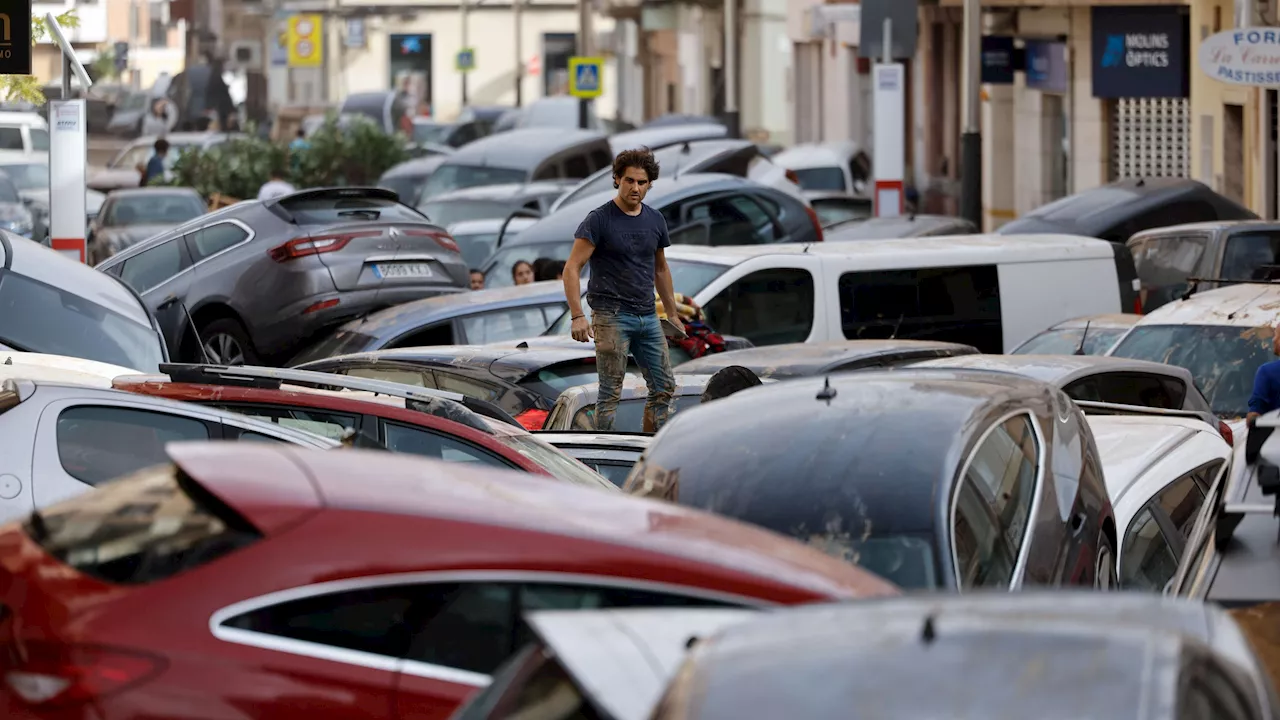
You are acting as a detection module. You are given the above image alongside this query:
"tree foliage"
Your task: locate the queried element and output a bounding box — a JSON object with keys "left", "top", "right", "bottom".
{"left": 0, "top": 11, "right": 82, "bottom": 105}
{"left": 166, "top": 116, "right": 412, "bottom": 201}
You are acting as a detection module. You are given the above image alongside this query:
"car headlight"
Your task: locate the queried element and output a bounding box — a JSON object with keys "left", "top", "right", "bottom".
{"left": 0, "top": 207, "right": 34, "bottom": 236}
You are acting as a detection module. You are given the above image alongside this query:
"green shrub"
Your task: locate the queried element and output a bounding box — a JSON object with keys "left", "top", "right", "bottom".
{"left": 165, "top": 116, "right": 410, "bottom": 201}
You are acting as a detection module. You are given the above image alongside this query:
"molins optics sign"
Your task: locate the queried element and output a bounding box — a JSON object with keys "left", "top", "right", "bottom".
{"left": 0, "top": 3, "right": 32, "bottom": 76}
{"left": 1091, "top": 6, "right": 1189, "bottom": 98}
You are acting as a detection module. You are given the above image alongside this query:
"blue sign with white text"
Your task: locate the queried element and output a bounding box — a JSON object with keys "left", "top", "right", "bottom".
{"left": 1091, "top": 6, "right": 1189, "bottom": 98}
{"left": 1026, "top": 41, "right": 1068, "bottom": 93}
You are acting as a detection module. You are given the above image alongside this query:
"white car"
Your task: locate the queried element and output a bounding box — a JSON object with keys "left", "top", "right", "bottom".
{"left": 771, "top": 141, "right": 871, "bottom": 196}
{"left": 0, "top": 350, "right": 141, "bottom": 388}
{"left": 0, "top": 370, "right": 338, "bottom": 525}
{"left": 1088, "top": 413, "right": 1232, "bottom": 593}
{"left": 0, "top": 110, "right": 49, "bottom": 158}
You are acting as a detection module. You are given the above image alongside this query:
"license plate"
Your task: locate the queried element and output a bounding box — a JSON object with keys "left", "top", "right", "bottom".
{"left": 373, "top": 262, "right": 433, "bottom": 279}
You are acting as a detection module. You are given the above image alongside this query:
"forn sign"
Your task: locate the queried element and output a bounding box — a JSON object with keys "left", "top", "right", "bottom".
{"left": 0, "top": 4, "right": 33, "bottom": 76}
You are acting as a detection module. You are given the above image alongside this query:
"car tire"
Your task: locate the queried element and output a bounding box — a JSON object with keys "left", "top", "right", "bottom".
{"left": 1095, "top": 532, "right": 1118, "bottom": 591}
{"left": 196, "top": 318, "right": 260, "bottom": 366}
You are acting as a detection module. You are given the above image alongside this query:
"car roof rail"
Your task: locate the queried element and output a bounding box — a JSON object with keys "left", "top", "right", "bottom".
{"left": 1073, "top": 400, "right": 1212, "bottom": 423}
{"left": 158, "top": 363, "right": 520, "bottom": 429}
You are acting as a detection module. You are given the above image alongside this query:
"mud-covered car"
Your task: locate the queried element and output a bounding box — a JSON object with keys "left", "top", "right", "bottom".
{"left": 625, "top": 369, "right": 1117, "bottom": 591}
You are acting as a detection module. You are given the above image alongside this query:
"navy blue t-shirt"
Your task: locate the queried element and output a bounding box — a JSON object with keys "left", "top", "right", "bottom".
{"left": 1250, "top": 358, "right": 1280, "bottom": 414}
{"left": 574, "top": 200, "right": 670, "bottom": 315}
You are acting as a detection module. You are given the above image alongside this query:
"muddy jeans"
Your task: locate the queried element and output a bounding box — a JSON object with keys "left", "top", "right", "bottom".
{"left": 592, "top": 308, "right": 675, "bottom": 432}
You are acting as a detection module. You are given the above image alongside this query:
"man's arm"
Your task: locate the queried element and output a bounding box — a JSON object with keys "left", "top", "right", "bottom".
{"left": 564, "top": 236, "right": 596, "bottom": 341}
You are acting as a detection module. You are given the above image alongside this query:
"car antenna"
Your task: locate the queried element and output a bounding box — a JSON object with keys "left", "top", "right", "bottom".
{"left": 921, "top": 615, "right": 937, "bottom": 645}
{"left": 889, "top": 312, "right": 905, "bottom": 340}
{"left": 816, "top": 376, "right": 837, "bottom": 404}
{"left": 180, "top": 301, "right": 215, "bottom": 364}
{"left": 1073, "top": 320, "right": 1092, "bottom": 356}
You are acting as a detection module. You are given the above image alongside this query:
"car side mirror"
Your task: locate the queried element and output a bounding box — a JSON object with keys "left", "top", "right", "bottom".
{"left": 670, "top": 220, "right": 712, "bottom": 246}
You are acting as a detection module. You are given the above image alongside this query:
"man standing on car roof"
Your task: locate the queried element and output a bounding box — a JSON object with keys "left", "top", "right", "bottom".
{"left": 563, "top": 147, "right": 684, "bottom": 433}
{"left": 1248, "top": 325, "right": 1280, "bottom": 423}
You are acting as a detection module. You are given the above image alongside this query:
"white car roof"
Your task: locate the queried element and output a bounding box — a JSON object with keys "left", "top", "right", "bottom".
{"left": 524, "top": 608, "right": 755, "bottom": 720}
{"left": 665, "top": 233, "right": 1115, "bottom": 268}
{"left": 771, "top": 142, "right": 860, "bottom": 169}
{"left": 0, "top": 352, "right": 142, "bottom": 388}
{"left": 1134, "top": 283, "right": 1280, "bottom": 328}
{"left": 1088, "top": 415, "right": 1231, "bottom": 533}
{"left": 0, "top": 111, "right": 47, "bottom": 128}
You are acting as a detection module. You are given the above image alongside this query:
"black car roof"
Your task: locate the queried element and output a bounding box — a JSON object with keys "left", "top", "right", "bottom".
{"left": 635, "top": 369, "right": 1051, "bottom": 538}
{"left": 317, "top": 344, "right": 599, "bottom": 383}
{"left": 328, "top": 281, "right": 566, "bottom": 342}
{"left": 442, "top": 128, "right": 608, "bottom": 171}
{"left": 672, "top": 340, "right": 978, "bottom": 378}
{"left": 498, "top": 173, "right": 754, "bottom": 249}
{"left": 996, "top": 178, "right": 1257, "bottom": 238}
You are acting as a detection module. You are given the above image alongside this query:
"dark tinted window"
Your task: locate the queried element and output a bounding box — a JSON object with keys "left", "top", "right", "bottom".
{"left": 25, "top": 464, "right": 260, "bottom": 585}
{"left": 1222, "top": 230, "right": 1280, "bottom": 280}
{"left": 389, "top": 322, "right": 457, "bottom": 348}
{"left": 0, "top": 127, "right": 22, "bottom": 150}
{"left": 839, "top": 266, "right": 1003, "bottom": 353}
{"left": 685, "top": 194, "right": 777, "bottom": 245}
{"left": 792, "top": 166, "right": 846, "bottom": 192}
{"left": 381, "top": 421, "right": 513, "bottom": 468}
{"left": 1120, "top": 508, "right": 1179, "bottom": 592}
{"left": 188, "top": 222, "right": 249, "bottom": 261}
{"left": 532, "top": 164, "right": 559, "bottom": 182}
{"left": 0, "top": 270, "right": 166, "bottom": 371}
{"left": 589, "top": 149, "right": 612, "bottom": 171}
{"left": 564, "top": 155, "right": 590, "bottom": 179}
{"left": 1062, "top": 372, "right": 1187, "bottom": 409}
{"left": 277, "top": 194, "right": 427, "bottom": 225}
{"left": 120, "top": 239, "right": 189, "bottom": 293}
{"left": 225, "top": 585, "right": 425, "bottom": 658}
{"left": 1130, "top": 234, "right": 1209, "bottom": 312}
{"left": 703, "top": 268, "right": 815, "bottom": 346}
{"left": 57, "top": 406, "right": 211, "bottom": 486}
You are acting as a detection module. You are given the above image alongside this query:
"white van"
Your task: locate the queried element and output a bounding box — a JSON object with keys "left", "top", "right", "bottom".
{"left": 551, "top": 234, "right": 1130, "bottom": 354}
{"left": 0, "top": 111, "right": 49, "bottom": 157}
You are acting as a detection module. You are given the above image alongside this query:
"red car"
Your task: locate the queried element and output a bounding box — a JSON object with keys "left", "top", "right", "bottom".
{"left": 112, "top": 363, "right": 613, "bottom": 490}
{"left": 0, "top": 443, "right": 895, "bottom": 719}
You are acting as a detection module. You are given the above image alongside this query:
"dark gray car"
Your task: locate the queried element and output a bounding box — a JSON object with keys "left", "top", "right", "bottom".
{"left": 483, "top": 173, "right": 822, "bottom": 288}
{"left": 97, "top": 187, "right": 468, "bottom": 366}
{"left": 0, "top": 232, "right": 167, "bottom": 371}
{"left": 87, "top": 187, "right": 207, "bottom": 264}
{"left": 419, "top": 128, "right": 612, "bottom": 201}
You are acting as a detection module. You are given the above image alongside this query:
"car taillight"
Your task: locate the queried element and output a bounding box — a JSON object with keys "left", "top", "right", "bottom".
{"left": 1218, "top": 420, "right": 1234, "bottom": 446}
{"left": 1133, "top": 297, "right": 1144, "bottom": 314}
{"left": 3, "top": 642, "right": 165, "bottom": 706}
{"left": 515, "top": 408, "right": 550, "bottom": 431}
{"left": 803, "top": 205, "right": 825, "bottom": 242}
{"left": 268, "top": 231, "right": 380, "bottom": 262}
{"left": 403, "top": 228, "right": 460, "bottom": 253}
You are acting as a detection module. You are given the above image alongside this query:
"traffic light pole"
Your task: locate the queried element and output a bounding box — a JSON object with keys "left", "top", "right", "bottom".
{"left": 959, "top": 0, "right": 982, "bottom": 230}
{"left": 578, "top": 0, "right": 593, "bottom": 129}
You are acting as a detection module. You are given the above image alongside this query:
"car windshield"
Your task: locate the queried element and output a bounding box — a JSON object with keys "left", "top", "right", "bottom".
{"left": 421, "top": 199, "right": 519, "bottom": 228}
{"left": 0, "top": 162, "right": 47, "bottom": 191}
{"left": 277, "top": 195, "right": 427, "bottom": 225}
{"left": 1012, "top": 327, "right": 1128, "bottom": 356}
{"left": 453, "top": 231, "right": 509, "bottom": 269}
{"left": 544, "top": 259, "right": 727, "bottom": 334}
{"left": 495, "top": 433, "right": 616, "bottom": 490}
{"left": 420, "top": 164, "right": 528, "bottom": 200}
{"left": 792, "top": 166, "right": 846, "bottom": 191}
{"left": 0, "top": 270, "right": 165, "bottom": 372}
{"left": 484, "top": 241, "right": 574, "bottom": 288}
{"left": 288, "top": 330, "right": 379, "bottom": 365}
{"left": 1108, "top": 324, "right": 1271, "bottom": 418}
{"left": 413, "top": 122, "right": 450, "bottom": 144}
{"left": 106, "top": 194, "right": 206, "bottom": 226}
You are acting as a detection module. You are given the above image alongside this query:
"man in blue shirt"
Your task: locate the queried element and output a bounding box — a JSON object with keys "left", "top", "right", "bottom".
{"left": 1248, "top": 325, "right": 1280, "bottom": 422}
{"left": 562, "top": 147, "right": 684, "bottom": 433}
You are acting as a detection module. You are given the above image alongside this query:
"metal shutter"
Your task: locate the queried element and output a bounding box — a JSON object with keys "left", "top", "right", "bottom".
{"left": 1108, "top": 97, "right": 1190, "bottom": 181}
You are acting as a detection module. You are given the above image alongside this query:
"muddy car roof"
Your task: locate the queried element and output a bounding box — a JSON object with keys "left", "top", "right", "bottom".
{"left": 1129, "top": 282, "right": 1280, "bottom": 328}
{"left": 316, "top": 344, "right": 600, "bottom": 383}
{"left": 911, "top": 353, "right": 1197, "bottom": 387}
{"left": 632, "top": 369, "right": 1055, "bottom": 537}
{"left": 673, "top": 340, "right": 978, "bottom": 378}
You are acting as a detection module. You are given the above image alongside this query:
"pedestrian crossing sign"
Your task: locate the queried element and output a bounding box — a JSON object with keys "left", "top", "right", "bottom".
{"left": 456, "top": 48, "right": 476, "bottom": 73}
{"left": 568, "top": 56, "right": 604, "bottom": 99}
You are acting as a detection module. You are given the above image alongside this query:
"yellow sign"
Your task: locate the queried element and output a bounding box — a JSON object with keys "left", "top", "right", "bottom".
{"left": 568, "top": 57, "right": 604, "bottom": 99}
{"left": 287, "top": 14, "right": 324, "bottom": 68}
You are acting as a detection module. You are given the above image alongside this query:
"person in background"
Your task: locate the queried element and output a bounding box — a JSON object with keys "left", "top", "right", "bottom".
{"left": 512, "top": 259, "right": 535, "bottom": 286}
{"left": 141, "top": 139, "right": 170, "bottom": 186}
{"left": 469, "top": 269, "right": 485, "bottom": 291}
{"left": 700, "top": 365, "right": 763, "bottom": 403}
{"left": 290, "top": 128, "right": 310, "bottom": 161}
{"left": 535, "top": 259, "right": 565, "bottom": 282}
{"left": 257, "top": 168, "right": 296, "bottom": 201}
{"left": 141, "top": 98, "right": 171, "bottom": 138}
{"left": 1248, "top": 325, "right": 1280, "bottom": 423}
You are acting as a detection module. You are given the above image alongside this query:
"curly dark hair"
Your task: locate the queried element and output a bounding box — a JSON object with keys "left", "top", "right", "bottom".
{"left": 612, "top": 147, "right": 660, "bottom": 189}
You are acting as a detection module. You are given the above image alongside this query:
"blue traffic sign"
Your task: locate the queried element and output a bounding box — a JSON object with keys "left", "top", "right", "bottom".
{"left": 456, "top": 48, "right": 475, "bottom": 72}
{"left": 568, "top": 56, "right": 603, "bottom": 98}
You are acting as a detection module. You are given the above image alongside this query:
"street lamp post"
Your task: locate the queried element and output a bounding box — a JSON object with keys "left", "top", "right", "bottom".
{"left": 722, "top": 0, "right": 739, "bottom": 138}
{"left": 461, "top": 0, "right": 470, "bottom": 106}
{"left": 959, "top": 0, "right": 982, "bottom": 230}
{"left": 578, "top": 0, "right": 594, "bottom": 129}
{"left": 514, "top": 0, "right": 523, "bottom": 106}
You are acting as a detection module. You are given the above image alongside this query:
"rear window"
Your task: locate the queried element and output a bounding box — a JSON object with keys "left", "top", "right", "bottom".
{"left": 494, "top": 433, "right": 615, "bottom": 489}
{"left": 1109, "top": 324, "right": 1271, "bottom": 418}
{"left": 1221, "top": 230, "right": 1280, "bottom": 281}
{"left": 484, "top": 242, "right": 574, "bottom": 288}
{"left": 792, "top": 166, "right": 846, "bottom": 192}
{"left": 22, "top": 464, "right": 261, "bottom": 585}
{"left": 1011, "top": 327, "right": 1128, "bottom": 356}
{"left": 278, "top": 195, "right": 427, "bottom": 225}
{"left": 1130, "top": 234, "right": 1209, "bottom": 312}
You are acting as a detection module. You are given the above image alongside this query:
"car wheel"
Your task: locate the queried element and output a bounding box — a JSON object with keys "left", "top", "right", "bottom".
{"left": 197, "top": 318, "right": 259, "bottom": 366}
{"left": 1095, "top": 533, "right": 1118, "bottom": 591}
